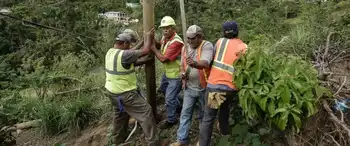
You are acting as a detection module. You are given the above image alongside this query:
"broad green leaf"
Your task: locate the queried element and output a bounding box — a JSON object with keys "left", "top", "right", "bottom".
{"left": 239, "top": 94, "right": 248, "bottom": 111}
{"left": 272, "top": 108, "right": 287, "bottom": 117}
{"left": 281, "top": 86, "right": 291, "bottom": 103}
{"left": 277, "top": 111, "right": 289, "bottom": 130}
{"left": 291, "top": 107, "right": 302, "bottom": 114}
{"left": 315, "top": 85, "right": 332, "bottom": 98}
{"left": 290, "top": 79, "right": 303, "bottom": 92}
{"left": 291, "top": 91, "right": 302, "bottom": 108}
{"left": 262, "top": 85, "right": 270, "bottom": 94}
{"left": 259, "top": 97, "right": 268, "bottom": 112}
{"left": 277, "top": 117, "right": 288, "bottom": 130}
{"left": 303, "top": 90, "right": 314, "bottom": 100}
{"left": 248, "top": 76, "right": 254, "bottom": 88}
{"left": 306, "top": 102, "right": 316, "bottom": 117}
{"left": 236, "top": 75, "right": 244, "bottom": 89}
{"left": 291, "top": 112, "right": 302, "bottom": 129}
{"left": 268, "top": 100, "right": 275, "bottom": 116}
{"left": 245, "top": 60, "right": 254, "bottom": 69}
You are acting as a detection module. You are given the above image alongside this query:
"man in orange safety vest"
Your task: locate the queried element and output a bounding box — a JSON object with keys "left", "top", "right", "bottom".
{"left": 197, "top": 21, "right": 248, "bottom": 146}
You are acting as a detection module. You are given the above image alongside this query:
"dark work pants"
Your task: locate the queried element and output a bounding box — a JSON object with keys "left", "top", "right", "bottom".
{"left": 199, "top": 88, "right": 238, "bottom": 146}
{"left": 105, "top": 89, "right": 158, "bottom": 146}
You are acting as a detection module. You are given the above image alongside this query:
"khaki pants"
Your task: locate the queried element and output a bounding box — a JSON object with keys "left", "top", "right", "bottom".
{"left": 105, "top": 89, "right": 158, "bottom": 146}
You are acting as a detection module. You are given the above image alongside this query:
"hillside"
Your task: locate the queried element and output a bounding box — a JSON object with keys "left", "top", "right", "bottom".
{"left": 1, "top": 0, "right": 350, "bottom": 146}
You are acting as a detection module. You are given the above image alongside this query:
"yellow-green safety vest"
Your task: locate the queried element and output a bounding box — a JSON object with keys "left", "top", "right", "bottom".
{"left": 104, "top": 48, "right": 137, "bottom": 94}
{"left": 160, "top": 33, "right": 183, "bottom": 79}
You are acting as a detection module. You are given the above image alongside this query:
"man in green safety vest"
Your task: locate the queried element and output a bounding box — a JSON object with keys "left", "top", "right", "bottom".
{"left": 104, "top": 29, "right": 159, "bottom": 146}
{"left": 151, "top": 16, "right": 184, "bottom": 129}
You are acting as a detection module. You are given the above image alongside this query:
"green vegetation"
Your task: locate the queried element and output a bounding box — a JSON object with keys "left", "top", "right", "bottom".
{"left": 233, "top": 44, "right": 331, "bottom": 132}
{"left": 1, "top": 0, "right": 350, "bottom": 146}
{"left": 0, "top": 0, "right": 129, "bottom": 136}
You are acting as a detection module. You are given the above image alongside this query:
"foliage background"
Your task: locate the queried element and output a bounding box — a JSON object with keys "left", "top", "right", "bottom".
{"left": 1, "top": 0, "right": 350, "bottom": 145}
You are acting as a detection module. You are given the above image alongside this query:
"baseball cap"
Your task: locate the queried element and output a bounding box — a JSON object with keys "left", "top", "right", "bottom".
{"left": 115, "top": 33, "right": 132, "bottom": 43}
{"left": 186, "top": 25, "right": 203, "bottom": 38}
{"left": 222, "top": 21, "right": 238, "bottom": 34}
{"left": 123, "top": 29, "right": 138, "bottom": 43}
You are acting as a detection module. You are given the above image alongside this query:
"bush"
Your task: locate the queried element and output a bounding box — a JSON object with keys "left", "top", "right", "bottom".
{"left": 232, "top": 43, "right": 332, "bottom": 132}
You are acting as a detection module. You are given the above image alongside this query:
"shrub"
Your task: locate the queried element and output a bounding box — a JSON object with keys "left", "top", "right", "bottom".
{"left": 232, "top": 44, "right": 332, "bottom": 132}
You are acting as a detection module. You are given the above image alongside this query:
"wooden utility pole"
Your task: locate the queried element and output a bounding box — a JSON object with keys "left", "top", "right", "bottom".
{"left": 142, "top": 0, "right": 157, "bottom": 117}
{"left": 179, "top": 0, "right": 191, "bottom": 74}
{"left": 179, "top": 0, "right": 188, "bottom": 49}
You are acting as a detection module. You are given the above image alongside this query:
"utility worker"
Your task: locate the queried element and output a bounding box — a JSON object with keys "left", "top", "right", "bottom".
{"left": 170, "top": 25, "right": 214, "bottom": 146}
{"left": 197, "top": 21, "right": 247, "bottom": 146}
{"left": 104, "top": 29, "right": 159, "bottom": 146}
{"left": 151, "top": 16, "right": 184, "bottom": 129}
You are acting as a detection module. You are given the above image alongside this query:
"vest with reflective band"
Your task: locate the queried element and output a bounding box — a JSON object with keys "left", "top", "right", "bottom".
{"left": 182, "top": 41, "right": 212, "bottom": 88}
{"left": 105, "top": 48, "right": 137, "bottom": 94}
{"left": 207, "top": 38, "right": 247, "bottom": 89}
{"left": 161, "top": 33, "right": 183, "bottom": 78}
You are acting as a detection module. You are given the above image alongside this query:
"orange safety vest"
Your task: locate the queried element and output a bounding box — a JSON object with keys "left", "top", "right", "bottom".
{"left": 207, "top": 38, "right": 247, "bottom": 89}
{"left": 182, "top": 41, "right": 211, "bottom": 88}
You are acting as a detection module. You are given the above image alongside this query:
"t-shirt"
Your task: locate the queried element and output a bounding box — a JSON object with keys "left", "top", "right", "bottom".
{"left": 121, "top": 50, "right": 142, "bottom": 69}
{"left": 182, "top": 41, "right": 214, "bottom": 90}
{"left": 162, "top": 33, "right": 184, "bottom": 61}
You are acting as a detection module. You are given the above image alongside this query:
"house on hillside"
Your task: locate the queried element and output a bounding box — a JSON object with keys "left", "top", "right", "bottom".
{"left": 98, "top": 11, "right": 139, "bottom": 25}
{"left": 0, "top": 8, "right": 11, "bottom": 14}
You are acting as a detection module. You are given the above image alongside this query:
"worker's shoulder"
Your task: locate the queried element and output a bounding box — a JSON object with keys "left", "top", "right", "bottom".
{"left": 202, "top": 40, "right": 214, "bottom": 49}
{"left": 168, "top": 40, "right": 184, "bottom": 48}
{"left": 122, "top": 49, "right": 142, "bottom": 58}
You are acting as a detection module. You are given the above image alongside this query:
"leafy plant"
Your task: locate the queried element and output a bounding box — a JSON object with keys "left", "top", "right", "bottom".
{"left": 216, "top": 123, "right": 268, "bottom": 146}
{"left": 232, "top": 45, "right": 332, "bottom": 132}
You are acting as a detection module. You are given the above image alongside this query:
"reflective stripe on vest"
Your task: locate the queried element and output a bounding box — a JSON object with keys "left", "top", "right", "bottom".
{"left": 212, "top": 38, "right": 235, "bottom": 74}
{"left": 207, "top": 38, "right": 247, "bottom": 89}
{"left": 182, "top": 41, "right": 211, "bottom": 88}
{"left": 160, "top": 33, "right": 183, "bottom": 78}
{"left": 105, "top": 48, "right": 137, "bottom": 94}
{"left": 105, "top": 50, "right": 136, "bottom": 75}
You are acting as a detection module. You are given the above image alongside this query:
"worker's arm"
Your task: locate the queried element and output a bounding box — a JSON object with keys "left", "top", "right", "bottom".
{"left": 150, "top": 47, "right": 169, "bottom": 62}
{"left": 186, "top": 42, "right": 214, "bottom": 69}
{"left": 135, "top": 55, "right": 153, "bottom": 66}
{"left": 187, "top": 59, "right": 209, "bottom": 69}
{"left": 155, "top": 40, "right": 161, "bottom": 49}
{"left": 131, "top": 40, "right": 144, "bottom": 50}
{"left": 120, "top": 28, "right": 155, "bottom": 68}
{"left": 139, "top": 28, "right": 155, "bottom": 57}
{"left": 151, "top": 41, "right": 183, "bottom": 63}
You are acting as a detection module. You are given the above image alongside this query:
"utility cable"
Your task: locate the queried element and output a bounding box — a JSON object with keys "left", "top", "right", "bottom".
{"left": 0, "top": 12, "right": 99, "bottom": 40}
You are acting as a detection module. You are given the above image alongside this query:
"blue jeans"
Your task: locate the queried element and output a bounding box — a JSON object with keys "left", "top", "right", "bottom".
{"left": 165, "top": 76, "right": 182, "bottom": 123}
{"left": 157, "top": 74, "right": 168, "bottom": 95}
{"left": 177, "top": 87, "right": 205, "bottom": 144}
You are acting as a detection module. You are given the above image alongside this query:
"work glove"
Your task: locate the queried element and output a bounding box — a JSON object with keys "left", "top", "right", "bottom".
{"left": 207, "top": 92, "right": 227, "bottom": 109}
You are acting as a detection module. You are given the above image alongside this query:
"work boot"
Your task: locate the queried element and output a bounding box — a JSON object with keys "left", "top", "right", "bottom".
{"left": 159, "top": 121, "right": 177, "bottom": 129}
{"left": 169, "top": 142, "right": 188, "bottom": 146}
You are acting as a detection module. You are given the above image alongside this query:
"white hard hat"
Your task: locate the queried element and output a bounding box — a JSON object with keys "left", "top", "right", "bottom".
{"left": 159, "top": 16, "right": 176, "bottom": 28}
